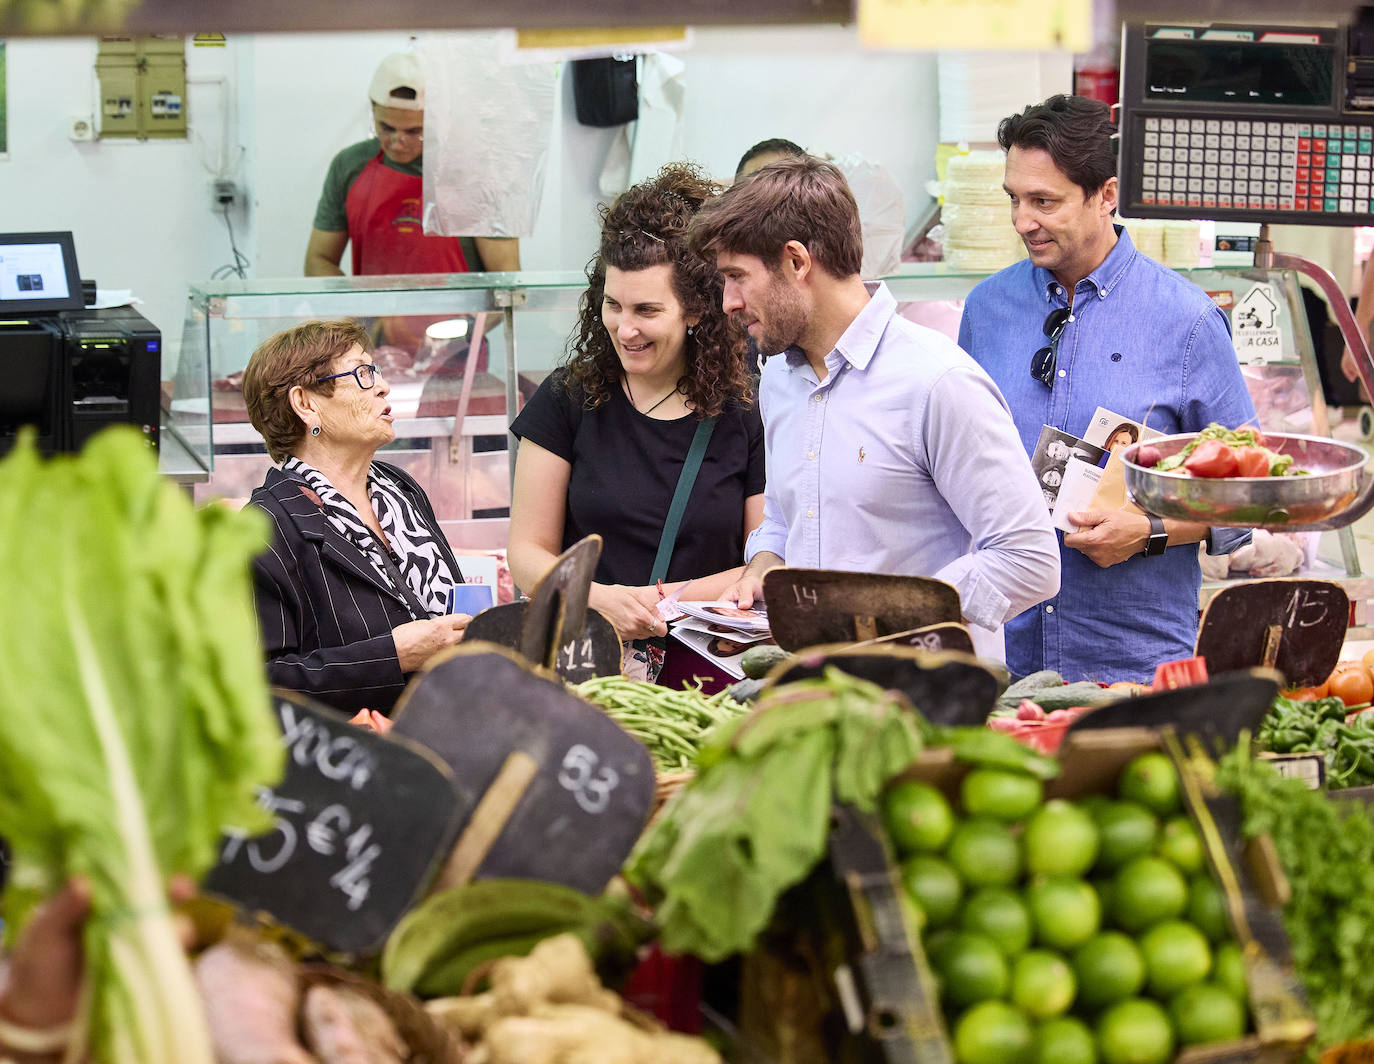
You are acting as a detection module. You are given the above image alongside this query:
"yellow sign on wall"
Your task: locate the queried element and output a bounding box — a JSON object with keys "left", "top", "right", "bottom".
{"left": 858, "top": 0, "right": 1091, "bottom": 52}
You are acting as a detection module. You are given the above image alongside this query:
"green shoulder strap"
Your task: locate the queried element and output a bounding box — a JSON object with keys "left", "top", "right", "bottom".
{"left": 650, "top": 415, "right": 719, "bottom": 585}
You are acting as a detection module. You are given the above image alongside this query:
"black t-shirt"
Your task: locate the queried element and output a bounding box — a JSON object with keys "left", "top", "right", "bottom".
{"left": 511, "top": 370, "right": 766, "bottom": 586}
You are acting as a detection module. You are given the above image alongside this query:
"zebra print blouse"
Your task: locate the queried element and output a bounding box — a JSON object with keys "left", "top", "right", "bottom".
{"left": 283, "top": 457, "right": 459, "bottom": 617}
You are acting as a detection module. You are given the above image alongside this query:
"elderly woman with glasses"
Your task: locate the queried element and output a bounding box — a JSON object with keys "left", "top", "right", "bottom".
{"left": 241, "top": 319, "right": 469, "bottom": 715}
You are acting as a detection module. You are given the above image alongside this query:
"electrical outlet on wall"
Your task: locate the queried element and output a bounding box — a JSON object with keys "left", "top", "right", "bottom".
{"left": 212, "top": 179, "right": 238, "bottom": 210}
{"left": 69, "top": 115, "right": 95, "bottom": 141}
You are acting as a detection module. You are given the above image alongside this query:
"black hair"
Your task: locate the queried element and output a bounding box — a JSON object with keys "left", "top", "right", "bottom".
{"left": 997, "top": 94, "right": 1118, "bottom": 201}
{"left": 734, "top": 137, "right": 806, "bottom": 178}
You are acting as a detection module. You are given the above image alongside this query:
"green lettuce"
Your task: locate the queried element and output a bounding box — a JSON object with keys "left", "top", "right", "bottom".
{"left": 0, "top": 429, "right": 283, "bottom": 1064}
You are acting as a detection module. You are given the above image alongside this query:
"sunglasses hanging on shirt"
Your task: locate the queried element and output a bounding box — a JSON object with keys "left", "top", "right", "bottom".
{"left": 1030, "top": 307, "right": 1072, "bottom": 387}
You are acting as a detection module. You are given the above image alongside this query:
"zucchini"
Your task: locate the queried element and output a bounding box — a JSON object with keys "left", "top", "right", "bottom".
{"left": 1003, "top": 670, "right": 1066, "bottom": 701}
{"left": 1030, "top": 681, "right": 1118, "bottom": 710}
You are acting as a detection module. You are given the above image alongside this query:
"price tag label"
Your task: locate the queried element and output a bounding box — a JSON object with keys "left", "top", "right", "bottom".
{"left": 391, "top": 645, "right": 654, "bottom": 894}
{"left": 204, "top": 692, "right": 462, "bottom": 955}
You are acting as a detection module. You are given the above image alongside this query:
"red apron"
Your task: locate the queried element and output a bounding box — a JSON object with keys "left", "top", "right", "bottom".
{"left": 344, "top": 152, "right": 469, "bottom": 276}
{"left": 345, "top": 152, "right": 482, "bottom": 359}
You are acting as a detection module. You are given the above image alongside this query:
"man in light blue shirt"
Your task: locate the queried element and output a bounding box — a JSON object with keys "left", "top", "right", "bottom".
{"left": 959, "top": 96, "right": 1255, "bottom": 682}
{"left": 688, "top": 157, "right": 1060, "bottom": 661}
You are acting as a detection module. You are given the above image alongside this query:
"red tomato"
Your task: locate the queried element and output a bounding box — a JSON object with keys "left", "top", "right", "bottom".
{"left": 1232, "top": 446, "right": 1272, "bottom": 478}
{"left": 1184, "top": 439, "right": 1240, "bottom": 478}
{"left": 1281, "top": 685, "right": 1328, "bottom": 701}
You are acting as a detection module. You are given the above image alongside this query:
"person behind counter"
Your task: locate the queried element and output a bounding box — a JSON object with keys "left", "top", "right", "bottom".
{"left": 507, "top": 163, "right": 764, "bottom": 680}
{"left": 304, "top": 51, "right": 520, "bottom": 279}
{"left": 957, "top": 94, "right": 1255, "bottom": 682}
{"left": 692, "top": 155, "right": 1060, "bottom": 662}
{"left": 242, "top": 320, "right": 470, "bottom": 715}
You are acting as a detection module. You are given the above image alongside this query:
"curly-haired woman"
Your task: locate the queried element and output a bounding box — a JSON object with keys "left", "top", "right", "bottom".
{"left": 508, "top": 164, "right": 764, "bottom": 667}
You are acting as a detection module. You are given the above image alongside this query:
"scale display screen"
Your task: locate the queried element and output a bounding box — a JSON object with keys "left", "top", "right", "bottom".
{"left": 1145, "top": 40, "right": 1334, "bottom": 108}
{"left": 1119, "top": 22, "right": 1372, "bottom": 227}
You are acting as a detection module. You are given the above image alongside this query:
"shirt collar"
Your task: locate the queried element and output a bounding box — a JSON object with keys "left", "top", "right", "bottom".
{"left": 1038, "top": 223, "right": 1136, "bottom": 304}
{"left": 785, "top": 281, "right": 895, "bottom": 373}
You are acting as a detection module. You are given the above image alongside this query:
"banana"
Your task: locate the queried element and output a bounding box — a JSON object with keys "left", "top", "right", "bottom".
{"left": 415, "top": 925, "right": 581, "bottom": 998}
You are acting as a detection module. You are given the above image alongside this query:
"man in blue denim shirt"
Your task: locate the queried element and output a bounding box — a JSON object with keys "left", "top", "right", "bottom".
{"left": 959, "top": 96, "right": 1255, "bottom": 682}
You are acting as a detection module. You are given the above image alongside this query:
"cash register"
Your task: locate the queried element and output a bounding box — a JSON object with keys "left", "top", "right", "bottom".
{"left": 0, "top": 230, "right": 161, "bottom": 456}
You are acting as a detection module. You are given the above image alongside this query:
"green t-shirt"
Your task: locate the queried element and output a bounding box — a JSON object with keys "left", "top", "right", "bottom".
{"left": 312, "top": 138, "right": 422, "bottom": 232}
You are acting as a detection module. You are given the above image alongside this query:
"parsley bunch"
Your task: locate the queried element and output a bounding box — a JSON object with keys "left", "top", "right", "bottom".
{"left": 1215, "top": 745, "right": 1374, "bottom": 1048}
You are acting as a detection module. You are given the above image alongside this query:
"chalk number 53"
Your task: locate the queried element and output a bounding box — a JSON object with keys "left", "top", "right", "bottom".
{"left": 558, "top": 744, "right": 619, "bottom": 814}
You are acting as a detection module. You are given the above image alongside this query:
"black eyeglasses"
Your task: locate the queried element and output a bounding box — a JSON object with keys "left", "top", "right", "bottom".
{"left": 315, "top": 363, "right": 379, "bottom": 390}
{"left": 1030, "top": 307, "right": 1072, "bottom": 387}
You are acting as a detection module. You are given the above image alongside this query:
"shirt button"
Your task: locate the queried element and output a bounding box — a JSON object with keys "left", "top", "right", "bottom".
{"left": 807, "top": 509, "right": 815, "bottom": 518}
{"left": 1045, "top": 604, "right": 1055, "bottom": 614}
{"left": 1057, "top": 369, "right": 1067, "bottom": 378}
{"left": 807, "top": 451, "right": 815, "bottom": 460}
{"left": 814, "top": 394, "right": 824, "bottom": 402}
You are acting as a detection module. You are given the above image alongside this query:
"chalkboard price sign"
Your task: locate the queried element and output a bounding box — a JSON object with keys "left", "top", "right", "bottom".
{"left": 763, "top": 568, "right": 961, "bottom": 652}
{"left": 1195, "top": 579, "right": 1348, "bottom": 687}
{"left": 204, "top": 691, "right": 463, "bottom": 956}
{"left": 391, "top": 645, "right": 654, "bottom": 894}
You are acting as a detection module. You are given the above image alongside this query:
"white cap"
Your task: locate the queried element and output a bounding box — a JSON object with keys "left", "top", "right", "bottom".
{"left": 368, "top": 52, "right": 425, "bottom": 111}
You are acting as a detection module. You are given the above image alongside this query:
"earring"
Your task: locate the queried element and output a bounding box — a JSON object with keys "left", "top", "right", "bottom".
{"left": 686, "top": 325, "right": 695, "bottom": 336}
{"left": 310, "top": 425, "right": 322, "bottom": 437}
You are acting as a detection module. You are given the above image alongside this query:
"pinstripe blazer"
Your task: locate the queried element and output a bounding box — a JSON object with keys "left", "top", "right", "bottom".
{"left": 249, "top": 461, "right": 464, "bottom": 716}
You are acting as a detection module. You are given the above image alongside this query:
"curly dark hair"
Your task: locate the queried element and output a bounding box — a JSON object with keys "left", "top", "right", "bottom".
{"left": 562, "top": 162, "right": 752, "bottom": 419}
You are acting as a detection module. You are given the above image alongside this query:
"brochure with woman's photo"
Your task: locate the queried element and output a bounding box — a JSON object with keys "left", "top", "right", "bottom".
{"left": 671, "top": 616, "right": 774, "bottom": 645}
{"left": 1081, "top": 407, "right": 1161, "bottom": 456}
{"left": 674, "top": 600, "right": 771, "bottom": 634}
{"left": 1031, "top": 426, "right": 1107, "bottom": 515}
{"left": 669, "top": 626, "right": 775, "bottom": 680}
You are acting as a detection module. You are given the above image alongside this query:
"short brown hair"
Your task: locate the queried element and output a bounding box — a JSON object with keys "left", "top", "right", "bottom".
{"left": 241, "top": 320, "right": 372, "bottom": 462}
{"left": 689, "top": 155, "right": 863, "bottom": 279}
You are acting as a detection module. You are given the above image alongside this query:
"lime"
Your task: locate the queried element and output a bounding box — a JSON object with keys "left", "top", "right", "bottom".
{"left": 1073, "top": 931, "right": 1146, "bottom": 1010}
{"left": 1170, "top": 983, "right": 1246, "bottom": 1046}
{"left": 1156, "top": 816, "right": 1204, "bottom": 875}
{"left": 1112, "top": 856, "right": 1188, "bottom": 932}
{"left": 1096, "top": 999, "right": 1175, "bottom": 1064}
{"left": 1027, "top": 878, "right": 1101, "bottom": 951}
{"left": 1140, "top": 920, "right": 1212, "bottom": 997}
{"left": 884, "top": 779, "right": 956, "bottom": 855}
{"left": 1212, "top": 942, "right": 1248, "bottom": 1006}
{"left": 948, "top": 818, "right": 1023, "bottom": 888}
{"left": 1187, "top": 876, "right": 1229, "bottom": 943}
{"left": 1093, "top": 801, "right": 1160, "bottom": 872}
{"left": 1011, "top": 949, "right": 1077, "bottom": 1019}
{"left": 962, "top": 887, "right": 1032, "bottom": 955}
{"left": 1024, "top": 800, "right": 1100, "bottom": 877}
{"left": 1032, "top": 1016, "right": 1098, "bottom": 1064}
{"left": 936, "top": 932, "right": 1011, "bottom": 1006}
{"left": 1118, "top": 753, "right": 1181, "bottom": 817}
{"left": 962, "top": 768, "right": 1044, "bottom": 822}
{"left": 923, "top": 926, "right": 957, "bottom": 965}
{"left": 901, "top": 854, "right": 963, "bottom": 928}
{"left": 952, "top": 1000, "right": 1034, "bottom": 1064}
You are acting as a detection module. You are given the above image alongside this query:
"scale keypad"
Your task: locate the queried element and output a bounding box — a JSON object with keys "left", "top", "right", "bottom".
{"left": 1134, "top": 115, "right": 1374, "bottom": 218}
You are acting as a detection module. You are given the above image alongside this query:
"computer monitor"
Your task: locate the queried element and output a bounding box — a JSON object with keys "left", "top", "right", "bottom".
{"left": 0, "top": 231, "right": 83, "bottom": 314}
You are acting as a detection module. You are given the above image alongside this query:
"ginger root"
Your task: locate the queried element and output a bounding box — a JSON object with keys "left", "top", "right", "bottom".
{"left": 428, "top": 934, "right": 720, "bottom": 1064}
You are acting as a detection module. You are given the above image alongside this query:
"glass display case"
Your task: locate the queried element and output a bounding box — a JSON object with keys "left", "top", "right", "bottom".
{"left": 180, "top": 259, "right": 1373, "bottom": 627}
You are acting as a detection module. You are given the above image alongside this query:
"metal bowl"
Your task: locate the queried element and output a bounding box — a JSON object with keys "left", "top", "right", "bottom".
{"left": 1121, "top": 432, "right": 1369, "bottom": 528}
